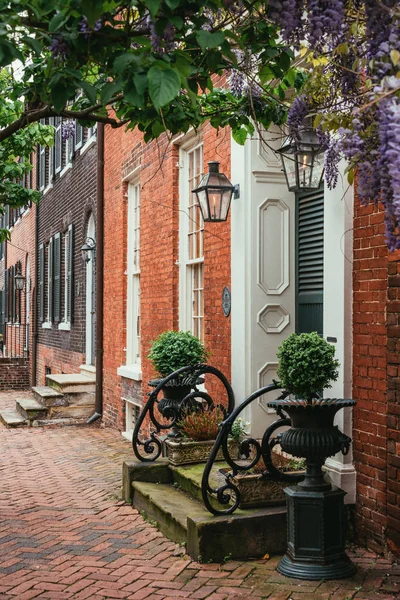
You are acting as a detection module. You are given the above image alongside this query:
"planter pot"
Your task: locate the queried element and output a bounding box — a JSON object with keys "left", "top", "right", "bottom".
{"left": 165, "top": 438, "right": 238, "bottom": 466}
{"left": 230, "top": 472, "right": 290, "bottom": 508}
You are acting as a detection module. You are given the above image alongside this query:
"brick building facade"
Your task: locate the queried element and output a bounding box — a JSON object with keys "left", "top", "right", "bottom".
{"left": 36, "top": 124, "right": 97, "bottom": 383}
{"left": 352, "top": 199, "right": 400, "bottom": 555}
{"left": 103, "top": 124, "right": 231, "bottom": 434}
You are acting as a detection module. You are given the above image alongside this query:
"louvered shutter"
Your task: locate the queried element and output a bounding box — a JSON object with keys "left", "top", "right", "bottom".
{"left": 4, "top": 269, "right": 8, "bottom": 323}
{"left": 55, "top": 117, "right": 62, "bottom": 174}
{"left": 0, "top": 289, "right": 4, "bottom": 338}
{"left": 11, "top": 265, "right": 15, "bottom": 323}
{"left": 75, "top": 122, "right": 83, "bottom": 149}
{"left": 53, "top": 233, "right": 62, "bottom": 322}
{"left": 67, "top": 224, "right": 74, "bottom": 323}
{"left": 48, "top": 237, "right": 54, "bottom": 322}
{"left": 296, "top": 188, "right": 324, "bottom": 335}
{"left": 39, "top": 243, "right": 45, "bottom": 322}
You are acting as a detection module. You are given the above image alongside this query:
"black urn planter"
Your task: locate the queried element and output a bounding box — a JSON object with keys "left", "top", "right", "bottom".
{"left": 267, "top": 397, "right": 356, "bottom": 580}
{"left": 149, "top": 378, "right": 198, "bottom": 438}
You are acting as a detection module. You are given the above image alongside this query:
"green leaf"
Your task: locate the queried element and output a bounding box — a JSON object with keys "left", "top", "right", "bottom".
{"left": 49, "top": 13, "right": 68, "bottom": 33}
{"left": 259, "top": 65, "right": 275, "bottom": 84}
{"left": 51, "top": 83, "right": 69, "bottom": 112}
{"left": 232, "top": 127, "right": 248, "bottom": 145}
{"left": 313, "top": 114, "right": 322, "bottom": 129}
{"left": 195, "top": 30, "right": 225, "bottom": 51}
{"left": 165, "top": 0, "right": 180, "bottom": 9}
{"left": 81, "top": 81, "right": 97, "bottom": 105}
{"left": 146, "top": 0, "right": 161, "bottom": 18}
{"left": 113, "top": 53, "right": 139, "bottom": 74}
{"left": 22, "top": 36, "right": 42, "bottom": 56}
{"left": 277, "top": 52, "right": 291, "bottom": 72}
{"left": 347, "top": 169, "right": 355, "bottom": 186}
{"left": 148, "top": 66, "right": 180, "bottom": 110}
{"left": 100, "top": 81, "right": 120, "bottom": 105}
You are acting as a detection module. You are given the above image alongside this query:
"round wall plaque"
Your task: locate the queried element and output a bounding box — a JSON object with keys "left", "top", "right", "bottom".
{"left": 222, "top": 286, "right": 231, "bottom": 317}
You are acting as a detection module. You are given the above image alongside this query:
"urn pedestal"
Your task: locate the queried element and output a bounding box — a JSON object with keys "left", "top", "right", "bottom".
{"left": 266, "top": 398, "right": 356, "bottom": 580}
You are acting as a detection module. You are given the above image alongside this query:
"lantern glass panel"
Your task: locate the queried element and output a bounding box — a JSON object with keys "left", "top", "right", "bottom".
{"left": 208, "top": 188, "right": 223, "bottom": 220}
{"left": 220, "top": 189, "right": 232, "bottom": 221}
{"left": 196, "top": 189, "right": 210, "bottom": 221}
{"left": 281, "top": 151, "right": 297, "bottom": 191}
{"left": 296, "top": 151, "right": 314, "bottom": 189}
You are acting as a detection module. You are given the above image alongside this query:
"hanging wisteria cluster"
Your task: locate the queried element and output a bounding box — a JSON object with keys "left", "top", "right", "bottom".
{"left": 276, "top": 0, "right": 400, "bottom": 249}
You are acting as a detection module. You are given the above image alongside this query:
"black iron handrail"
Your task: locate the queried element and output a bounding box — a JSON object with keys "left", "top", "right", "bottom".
{"left": 132, "top": 364, "right": 235, "bottom": 462}
{"left": 201, "top": 382, "right": 304, "bottom": 515}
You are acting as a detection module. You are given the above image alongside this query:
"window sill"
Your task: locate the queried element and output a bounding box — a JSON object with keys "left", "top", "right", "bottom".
{"left": 42, "top": 322, "right": 52, "bottom": 329}
{"left": 58, "top": 322, "right": 71, "bottom": 331}
{"left": 117, "top": 364, "right": 142, "bottom": 381}
{"left": 80, "top": 137, "right": 96, "bottom": 155}
{"left": 43, "top": 184, "right": 53, "bottom": 196}
{"left": 60, "top": 163, "right": 72, "bottom": 177}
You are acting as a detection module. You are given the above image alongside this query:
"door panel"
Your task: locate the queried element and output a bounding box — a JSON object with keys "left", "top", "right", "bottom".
{"left": 250, "top": 133, "right": 296, "bottom": 438}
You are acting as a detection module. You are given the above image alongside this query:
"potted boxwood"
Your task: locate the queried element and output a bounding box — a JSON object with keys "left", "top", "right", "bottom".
{"left": 266, "top": 332, "right": 356, "bottom": 580}
{"left": 148, "top": 330, "right": 209, "bottom": 437}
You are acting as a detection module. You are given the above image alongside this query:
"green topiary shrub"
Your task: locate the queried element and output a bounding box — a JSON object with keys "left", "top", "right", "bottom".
{"left": 147, "top": 330, "right": 209, "bottom": 379}
{"left": 277, "top": 332, "right": 340, "bottom": 404}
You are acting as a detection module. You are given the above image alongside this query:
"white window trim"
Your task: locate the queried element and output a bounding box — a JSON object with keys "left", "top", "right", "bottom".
{"left": 42, "top": 322, "right": 52, "bottom": 329}
{"left": 117, "top": 364, "right": 142, "bottom": 381}
{"left": 125, "top": 182, "right": 141, "bottom": 368}
{"left": 178, "top": 141, "right": 204, "bottom": 337}
{"left": 47, "top": 238, "right": 53, "bottom": 324}
{"left": 80, "top": 125, "right": 97, "bottom": 155}
{"left": 122, "top": 398, "right": 142, "bottom": 441}
{"left": 60, "top": 136, "right": 73, "bottom": 177}
{"left": 62, "top": 229, "right": 69, "bottom": 326}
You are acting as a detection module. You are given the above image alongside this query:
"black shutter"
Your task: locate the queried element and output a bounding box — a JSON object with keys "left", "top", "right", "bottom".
{"left": 53, "top": 233, "right": 62, "bottom": 322}
{"left": 4, "top": 269, "right": 8, "bottom": 323}
{"left": 39, "top": 243, "right": 45, "bottom": 322}
{"left": 48, "top": 237, "right": 54, "bottom": 322}
{"left": 0, "top": 289, "right": 3, "bottom": 338}
{"left": 67, "top": 224, "right": 74, "bottom": 323}
{"left": 11, "top": 265, "right": 15, "bottom": 323}
{"left": 296, "top": 187, "right": 324, "bottom": 335}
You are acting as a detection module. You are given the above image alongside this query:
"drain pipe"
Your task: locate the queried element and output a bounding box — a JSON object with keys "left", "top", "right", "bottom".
{"left": 32, "top": 201, "right": 39, "bottom": 385}
{"left": 87, "top": 123, "right": 104, "bottom": 424}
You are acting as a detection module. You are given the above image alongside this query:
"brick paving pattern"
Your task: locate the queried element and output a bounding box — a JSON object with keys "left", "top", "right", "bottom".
{"left": 0, "top": 390, "right": 399, "bottom": 599}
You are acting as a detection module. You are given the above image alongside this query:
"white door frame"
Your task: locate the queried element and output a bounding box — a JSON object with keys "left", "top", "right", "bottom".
{"left": 85, "top": 214, "right": 96, "bottom": 365}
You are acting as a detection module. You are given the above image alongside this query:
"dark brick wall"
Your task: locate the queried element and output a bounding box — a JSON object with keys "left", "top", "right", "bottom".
{"left": 0, "top": 358, "right": 30, "bottom": 390}
{"left": 37, "top": 140, "right": 97, "bottom": 384}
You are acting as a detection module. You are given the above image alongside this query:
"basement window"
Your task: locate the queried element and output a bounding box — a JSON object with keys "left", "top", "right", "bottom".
{"left": 122, "top": 398, "right": 141, "bottom": 441}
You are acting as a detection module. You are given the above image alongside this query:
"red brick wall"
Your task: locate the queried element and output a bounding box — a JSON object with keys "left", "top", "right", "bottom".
{"left": 386, "top": 252, "right": 400, "bottom": 554}
{"left": 352, "top": 196, "right": 400, "bottom": 555}
{"left": 6, "top": 203, "right": 37, "bottom": 383}
{"left": 353, "top": 199, "right": 388, "bottom": 552}
{"left": 0, "top": 358, "right": 30, "bottom": 390}
{"left": 103, "top": 124, "right": 232, "bottom": 429}
{"left": 36, "top": 343, "right": 84, "bottom": 384}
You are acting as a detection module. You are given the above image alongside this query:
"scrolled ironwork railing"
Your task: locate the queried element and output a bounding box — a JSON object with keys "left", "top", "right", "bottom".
{"left": 132, "top": 364, "right": 235, "bottom": 462}
{"left": 201, "top": 382, "right": 305, "bottom": 515}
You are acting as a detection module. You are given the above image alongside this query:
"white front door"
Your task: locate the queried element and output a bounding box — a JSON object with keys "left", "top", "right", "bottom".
{"left": 85, "top": 214, "right": 96, "bottom": 365}
{"left": 231, "top": 130, "right": 296, "bottom": 438}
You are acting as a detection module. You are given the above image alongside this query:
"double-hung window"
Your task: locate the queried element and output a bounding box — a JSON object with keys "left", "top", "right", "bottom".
{"left": 126, "top": 183, "right": 141, "bottom": 368}
{"left": 179, "top": 143, "right": 204, "bottom": 341}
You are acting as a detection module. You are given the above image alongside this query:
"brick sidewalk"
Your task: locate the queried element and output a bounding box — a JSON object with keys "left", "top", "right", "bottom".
{"left": 0, "top": 391, "right": 399, "bottom": 600}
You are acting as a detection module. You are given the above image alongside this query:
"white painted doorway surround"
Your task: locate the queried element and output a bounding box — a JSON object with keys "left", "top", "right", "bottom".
{"left": 85, "top": 214, "right": 96, "bottom": 366}
{"left": 230, "top": 136, "right": 356, "bottom": 501}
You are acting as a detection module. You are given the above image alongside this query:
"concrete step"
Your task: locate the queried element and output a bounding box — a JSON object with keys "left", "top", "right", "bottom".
{"left": 16, "top": 398, "right": 48, "bottom": 420}
{"left": 79, "top": 364, "right": 96, "bottom": 380}
{"left": 32, "top": 386, "right": 65, "bottom": 408}
{"left": 46, "top": 374, "right": 96, "bottom": 394}
{"left": 0, "top": 409, "right": 28, "bottom": 428}
{"left": 125, "top": 460, "right": 287, "bottom": 563}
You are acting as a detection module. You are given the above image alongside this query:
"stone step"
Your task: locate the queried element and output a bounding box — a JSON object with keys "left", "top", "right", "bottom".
{"left": 46, "top": 373, "right": 96, "bottom": 394}
{"left": 126, "top": 461, "right": 287, "bottom": 563}
{"left": 0, "top": 409, "right": 28, "bottom": 428}
{"left": 32, "top": 386, "right": 65, "bottom": 407}
{"left": 170, "top": 463, "right": 226, "bottom": 506}
{"left": 79, "top": 364, "right": 96, "bottom": 380}
{"left": 16, "top": 398, "right": 48, "bottom": 420}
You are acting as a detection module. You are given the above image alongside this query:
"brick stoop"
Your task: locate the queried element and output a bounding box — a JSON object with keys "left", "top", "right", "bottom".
{"left": 0, "top": 371, "right": 96, "bottom": 427}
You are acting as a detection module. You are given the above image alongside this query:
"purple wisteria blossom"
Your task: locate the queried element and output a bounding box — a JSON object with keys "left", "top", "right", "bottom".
{"left": 287, "top": 95, "right": 309, "bottom": 139}
{"left": 62, "top": 120, "right": 75, "bottom": 141}
{"left": 49, "top": 36, "right": 69, "bottom": 60}
{"left": 80, "top": 17, "right": 102, "bottom": 38}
